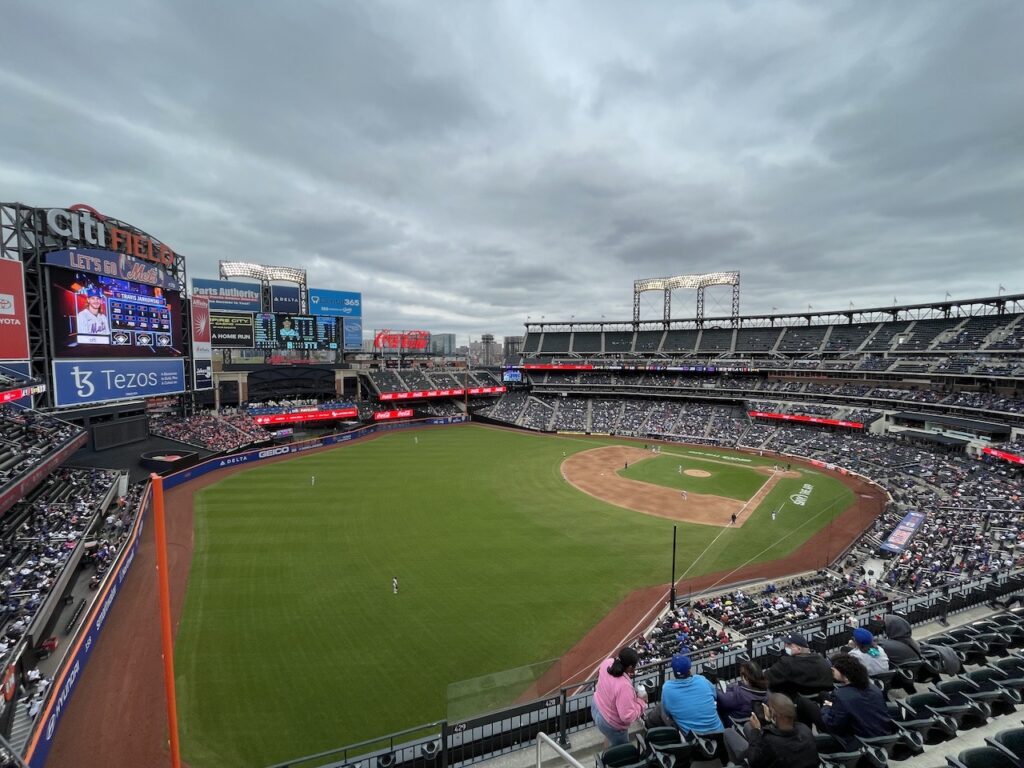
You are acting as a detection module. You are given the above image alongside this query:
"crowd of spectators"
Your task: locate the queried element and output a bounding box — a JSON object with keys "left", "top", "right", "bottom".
{"left": 149, "top": 412, "right": 269, "bottom": 452}
{"left": 0, "top": 407, "right": 84, "bottom": 492}
{"left": 0, "top": 468, "right": 119, "bottom": 652}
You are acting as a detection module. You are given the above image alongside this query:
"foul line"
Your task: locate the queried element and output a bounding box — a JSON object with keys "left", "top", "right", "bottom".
{"left": 552, "top": 491, "right": 848, "bottom": 694}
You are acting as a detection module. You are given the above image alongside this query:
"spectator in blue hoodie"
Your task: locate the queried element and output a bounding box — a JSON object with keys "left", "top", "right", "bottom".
{"left": 661, "top": 654, "right": 724, "bottom": 735}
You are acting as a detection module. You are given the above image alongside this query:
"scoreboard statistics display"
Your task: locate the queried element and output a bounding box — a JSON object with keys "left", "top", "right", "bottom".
{"left": 49, "top": 267, "right": 183, "bottom": 358}
{"left": 253, "top": 313, "right": 339, "bottom": 350}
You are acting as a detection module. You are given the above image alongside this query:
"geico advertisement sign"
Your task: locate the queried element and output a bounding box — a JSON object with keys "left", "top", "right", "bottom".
{"left": 258, "top": 446, "right": 292, "bottom": 459}
{"left": 53, "top": 359, "right": 186, "bottom": 407}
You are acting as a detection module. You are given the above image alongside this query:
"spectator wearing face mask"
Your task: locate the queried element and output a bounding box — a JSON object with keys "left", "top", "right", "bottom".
{"left": 765, "top": 634, "right": 833, "bottom": 698}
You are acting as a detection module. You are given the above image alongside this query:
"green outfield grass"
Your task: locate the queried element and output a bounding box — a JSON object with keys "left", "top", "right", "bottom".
{"left": 175, "top": 425, "right": 855, "bottom": 768}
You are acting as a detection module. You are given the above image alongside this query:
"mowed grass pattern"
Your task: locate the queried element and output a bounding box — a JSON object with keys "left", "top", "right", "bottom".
{"left": 175, "top": 426, "right": 854, "bottom": 767}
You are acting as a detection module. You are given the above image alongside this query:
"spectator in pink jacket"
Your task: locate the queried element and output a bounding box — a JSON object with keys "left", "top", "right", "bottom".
{"left": 592, "top": 647, "right": 647, "bottom": 746}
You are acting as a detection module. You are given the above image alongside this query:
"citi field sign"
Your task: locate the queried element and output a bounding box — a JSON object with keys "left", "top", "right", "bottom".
{"left": 45, "top": 204, "right": 177, "bottom": 269}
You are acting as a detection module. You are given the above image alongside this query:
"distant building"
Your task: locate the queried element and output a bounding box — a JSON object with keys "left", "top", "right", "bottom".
{"left": 430, "top": 333, "right": 456, "bottom": 357}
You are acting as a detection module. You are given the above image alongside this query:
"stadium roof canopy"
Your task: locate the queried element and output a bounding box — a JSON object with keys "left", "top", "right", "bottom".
{"left": 891, "top": 411, "right": 1012, "bottom": 437}
{"left": 898, "top": 429, "right": 971, "bottom": 447}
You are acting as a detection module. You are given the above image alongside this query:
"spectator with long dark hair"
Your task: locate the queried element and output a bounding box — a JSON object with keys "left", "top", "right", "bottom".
{"left": 717, "top": 659, "right": 769, "bottom": 722}
{"left": 592, "top": 647, "right": 647, "bottom": 747}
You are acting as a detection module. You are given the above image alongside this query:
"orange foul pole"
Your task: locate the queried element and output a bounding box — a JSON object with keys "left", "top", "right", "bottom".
{"left": 151, "top": 473, "right": 182, "bottom": 768}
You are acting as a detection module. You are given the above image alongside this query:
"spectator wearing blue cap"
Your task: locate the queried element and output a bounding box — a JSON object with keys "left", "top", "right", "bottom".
{"left": 847, "top": 627, "right": 889, "bottom": 676}
{"left": 659, "top": 654, "right": 723, "bottom": 735}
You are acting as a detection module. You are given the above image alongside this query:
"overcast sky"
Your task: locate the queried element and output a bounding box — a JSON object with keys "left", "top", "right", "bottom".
{"left": 2, "top": 1, "right": 1022, "bottom": 339}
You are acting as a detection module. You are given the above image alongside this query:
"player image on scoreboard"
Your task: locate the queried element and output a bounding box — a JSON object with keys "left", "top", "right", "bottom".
{"left": 49, "top": 268, "right": 184, "bottom": 358}
{"left": 74, "top": 284, "right": 110, "bottom": 343}
{"left": 278, "top": 316, "right": 302, "bottom": 343}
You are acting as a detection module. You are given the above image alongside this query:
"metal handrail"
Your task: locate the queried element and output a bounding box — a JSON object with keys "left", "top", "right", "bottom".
{"left": 535, "top": 733, "right": 585, "bottom": 768}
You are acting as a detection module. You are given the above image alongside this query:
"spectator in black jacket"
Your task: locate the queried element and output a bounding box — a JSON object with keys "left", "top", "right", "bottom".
{"left": 723, "top": 692, "right": 818, "bottom": 768}
{"left": 819, "top": 654, "right": 895, "bottom": 750}
{"left": 766, "top": 634, "right": 834, "bottom": 697}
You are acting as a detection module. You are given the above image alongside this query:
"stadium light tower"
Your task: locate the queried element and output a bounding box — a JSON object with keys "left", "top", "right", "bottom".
{"left": 633, "top": 271, "right": 740, "bottom": 328}
{"left": 219, "top": 261, "right": 308, "bottom": 313}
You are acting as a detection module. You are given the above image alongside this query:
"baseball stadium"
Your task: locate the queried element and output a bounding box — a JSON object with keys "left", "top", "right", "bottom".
{"left": 0, "top": 202, "right": 1024, "bottom": 768}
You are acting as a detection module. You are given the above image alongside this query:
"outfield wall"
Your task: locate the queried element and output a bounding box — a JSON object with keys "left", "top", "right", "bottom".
{"left": 24, "top": 414, "right": 467, "bottom": 768}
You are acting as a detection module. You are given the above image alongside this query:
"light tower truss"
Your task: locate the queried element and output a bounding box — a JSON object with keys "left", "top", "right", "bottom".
{"left": 633, "top": 271, "right": 740, "bottom": 328}
{"left": 218, "top": 261, "right": 308, "bottom": 313}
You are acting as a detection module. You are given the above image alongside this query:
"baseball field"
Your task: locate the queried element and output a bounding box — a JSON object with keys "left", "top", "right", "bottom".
{"left": 174, "top": 425, "right": 859, "bottom": 767}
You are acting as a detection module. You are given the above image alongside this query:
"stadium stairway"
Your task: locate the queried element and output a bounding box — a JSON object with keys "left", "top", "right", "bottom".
{"left": 8, "top": 699, "right": 34, "bottom": 755}
{"left": 475, "top": 602, "right": 1023, "bottom": 768}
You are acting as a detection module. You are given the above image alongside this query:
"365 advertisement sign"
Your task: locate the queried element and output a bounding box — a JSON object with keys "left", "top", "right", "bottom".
{"left": 0, "top": 260, "right": 30, "bottom": 360}
{"left": 309, "top": 288, "right": 362, "bottom": 317}
{"left": 53, "top": 359, "right": 187, "bottom": 407}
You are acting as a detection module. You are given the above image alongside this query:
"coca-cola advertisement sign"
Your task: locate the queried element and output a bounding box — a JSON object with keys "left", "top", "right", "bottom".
{"left": 373, "top": 329, "right": 430, "bottom": 351}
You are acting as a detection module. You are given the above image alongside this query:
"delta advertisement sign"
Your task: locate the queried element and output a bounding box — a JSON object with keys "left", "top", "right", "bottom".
{"left": 983, "top": 447, "right": 1024, "bottom": 466}
{"left": 378, "top": 386, "right": 505, "bottom": 401}
{"left": 373, "top": 409, "right": 414, "bottom": 421}
{"left": 748, "top": 411, "right": 864, "bottom": 429}
{"left": 253, "top": 407, "right": 358, "bottom": 426}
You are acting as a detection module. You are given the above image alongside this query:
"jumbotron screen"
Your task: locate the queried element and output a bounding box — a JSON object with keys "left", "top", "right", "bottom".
{"left": 253, "top": 313, "right": 339, "bottom": 351}
{"left": 49, "top": 267, "right": 183, "bottom": 358}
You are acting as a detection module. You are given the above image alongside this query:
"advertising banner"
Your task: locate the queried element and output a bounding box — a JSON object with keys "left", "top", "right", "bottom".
{"left": 983, "top": 447, "right": 1024, "bottom": 466}
{"left": 210, "top": 312, "right": 255, "bottom": 348}
{"left": 880, "top": 511, "right": 927, "bottom": 553}
{"left": 378, "top": 386, "right": 505, "bottom": 401}
{"left": 0, "top": 362, "right": 35, "bottom": 408}
{"left": 190, "top": 296, "right": 212, "bottom": 391}
{"left": 190, "top": 296, "right": 211, "bottom": 359}
{"left": 0, "top": 260, "right": 30, "bottom": 360}
{"left": 53, "top": 359, "right": 187, "bottom": 407}
{"left": 373, "top": 409, "right": 414, "bottom": 421}
{"left": 308, "top": 288, "right": 361, "bottom": 317}
{"left": 43, "top": 248, "right": 180, "bottom": 290}
{"left": 252, "top": 407, "right": 358, "bottom": 425}
{"left": 191, "top": 278, "right": 261, "bottom": 312}
{"left": 748, "top": 411, "right": 864, "bottom": 429}
{"left": 373, "top": 329, "right": 430, "bottom": 352}
{"left": 271, "top": 285, "right": 301, "bottom": 313}
{"left": 343, "top": 317, "right": 362, "bottom": 350}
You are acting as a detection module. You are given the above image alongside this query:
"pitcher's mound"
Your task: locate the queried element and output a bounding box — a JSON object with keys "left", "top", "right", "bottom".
{"left": 684, "top": 469, "right": 712, "bottom": 478}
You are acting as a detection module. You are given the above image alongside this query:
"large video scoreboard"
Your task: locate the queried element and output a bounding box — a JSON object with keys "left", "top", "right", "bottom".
{"left": 253, "top": 313, "right": 339, "bottom": 351}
